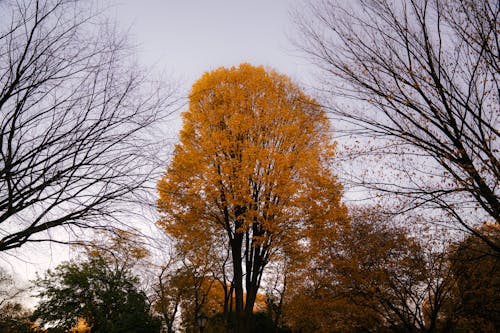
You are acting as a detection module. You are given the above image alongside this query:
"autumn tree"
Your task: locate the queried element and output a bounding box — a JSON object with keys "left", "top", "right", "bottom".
{"left": 151, "top": 237, "right": 233, "bottom": 332}
{"left": 153, "top": 263, "right": 183, "bottom": 333}
{"left": 84, "top": 229, "right": 151, "bottom": 274}
{"left": 283, "top": 207, "right": 435, "bottom": 333}
{"left": 296, "top": 0, "right": 500, "bottom": 250}
{"left": 262, "top": 258, "right": 288, "bottom": 332}
{"left": 153, "top": 256, "right": 270, "bottom": 332}
{"left": 0, "top": 268, "right": 34, "bottom": 333}
{"left": 444, "top": 223, "right": 500, "bottom": 331}
{"left": 158, "top": 64, "right": 347, "bottom": 332}
{"left": 0, "top": 0, "right": 175, "bottom": 252}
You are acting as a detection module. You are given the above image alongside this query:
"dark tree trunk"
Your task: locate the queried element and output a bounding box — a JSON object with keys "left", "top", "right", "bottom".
{"left": 230, "top": 233, "right": 247, "bottom": 333}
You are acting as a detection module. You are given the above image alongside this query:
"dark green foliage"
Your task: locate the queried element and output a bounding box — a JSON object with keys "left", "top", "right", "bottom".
{"left": 32, "top": 256, "right": 160, "bottom": 333}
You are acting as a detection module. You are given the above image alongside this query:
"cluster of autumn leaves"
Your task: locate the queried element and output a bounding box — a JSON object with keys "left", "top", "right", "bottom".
{"left": 154, "top": 198, "right": 499, "bottom": 333}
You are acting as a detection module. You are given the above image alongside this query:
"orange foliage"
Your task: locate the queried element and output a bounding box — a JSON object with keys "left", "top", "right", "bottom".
{"left": 283, "top": 207, "right": 426, "bottom": 332}
{"left": 69, "top": 318, "right": 91, "bottom": 333}
{"left": 158, "top": 64, "right": 347, "bottom": 327}
{"left": 85, "top": 229, "right": 150, "bottom": 270}
{"left": 446, "top": 223, "right": 500, "bottom": 331}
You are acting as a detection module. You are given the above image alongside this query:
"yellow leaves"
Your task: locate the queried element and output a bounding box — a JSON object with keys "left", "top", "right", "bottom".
{"left": 69, "top": 318, "right": 91, "bottom": 333}
{"left": 158, "top": 64, "right": 347, "bottom": 317}
{"left": 161, "top": 64, "right": 341, "bottom": 228}
{"left": 85, "top": 230, "right": 150, "bottom": 267}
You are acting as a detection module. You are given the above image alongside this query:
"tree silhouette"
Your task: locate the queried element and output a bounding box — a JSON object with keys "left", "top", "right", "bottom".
{"left": 0, "top": 0, "right": 175, "bottom": 251}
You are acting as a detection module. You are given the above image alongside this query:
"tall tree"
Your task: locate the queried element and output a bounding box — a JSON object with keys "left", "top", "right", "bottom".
{"left": 158, "top": 64, "right": 347, "bottom": 332}
{"left": 296, "top": 0, "right": 499, "bottom": 250}
{"left": 0, "top": 0, "right": 175, "bottom": 251}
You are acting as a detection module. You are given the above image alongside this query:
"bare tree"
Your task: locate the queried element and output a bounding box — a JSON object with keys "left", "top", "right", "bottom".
{"left": 296, "top": 0, "right": 499, "bottom": 250}
{"left": 154, "top": 263, "right": 182, "bottom": 333}
{"left": 0, "top": 0, "right": 176, "bottom": 252}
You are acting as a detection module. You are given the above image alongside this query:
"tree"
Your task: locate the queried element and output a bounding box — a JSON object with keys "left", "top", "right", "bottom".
{"left": 296, "top": 0, "right": 499, "bottom": 250}
{"left": 0, "top": 302, "right": 36, "bottom": 333}
{"left": 32, "top": 254, "right": 161, "bottom": 333}
{"left": 445, "top": 223, "right": 500, "bottom": 331}
{"left": 262, "top": 259, "right": 288, "bottom": 332}
{"left": 153, "top": 264, "right": 183, "bottom": 333}
{"left": 0, "top": 267, "right": 34, "bottom": 332}
{"left": 150, "top": 236, "right": 231, "bottom": 333}
{"left": 283, "top": 207, "right": 434, "bottom": 333}
{"left": 0, "top": 267, "right": 19, "bottom": 307}
{"left": 0, "top": 0, "right": 175, "bottom": 251}
{"left": 418, "top": 250, "right": 456, "bottom": 333}
{"left": 154, "top": 260, "right": 230, "bottom": 332}
{"left": 161, "top": 265, "right": 214, "bottom": 332}
{"left": 158, "top": 64, "right": 347, "bottom": 332}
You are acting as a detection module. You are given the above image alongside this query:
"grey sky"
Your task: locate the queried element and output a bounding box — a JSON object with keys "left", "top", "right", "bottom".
{"left": 111, "top": 0, "right": 309, "bottom": 90}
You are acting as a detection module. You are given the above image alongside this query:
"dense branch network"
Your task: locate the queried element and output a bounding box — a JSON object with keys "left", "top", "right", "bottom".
{"left": 297, "top": 0, "right": 499, "bottom": 248}
{"left": 0, "top": 0, "right": 175, "bottom": 251}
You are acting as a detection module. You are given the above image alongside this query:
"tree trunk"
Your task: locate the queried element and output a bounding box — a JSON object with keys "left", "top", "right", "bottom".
{"left": 230, "top": 234, "right": 247, "bottom": 333}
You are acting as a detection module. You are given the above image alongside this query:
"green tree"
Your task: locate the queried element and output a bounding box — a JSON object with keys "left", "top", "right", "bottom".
{"left": 158, "top": 64, "right": 347, "bottom": 332}
{"left": 32, "top": 255, "right": 160, "bottom": 333}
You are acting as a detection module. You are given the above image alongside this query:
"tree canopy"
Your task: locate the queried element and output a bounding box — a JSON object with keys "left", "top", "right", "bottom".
{"left": 446, "top": 223, "right": 500, "bottom": 331}
{"left": 158, "top": 63, "right": 347, "bottom": 332}
{"left": 0, "top": 0, "right": 174, "bottom": 251}
{"left": 32, "top": 250, "right": 160, "bottom": 333}
{"left": 283, "top": 207, "right": 427, "bottom": 332}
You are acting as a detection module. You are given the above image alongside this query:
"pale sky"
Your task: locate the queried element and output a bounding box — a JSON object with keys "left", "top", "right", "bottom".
{"left": 111, "top": 0, "right": 310, "bottom": 91}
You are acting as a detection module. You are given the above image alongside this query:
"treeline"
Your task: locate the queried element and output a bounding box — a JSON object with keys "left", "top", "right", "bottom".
{"left": 1, "top": 214, "right": 498, "bottom": 332}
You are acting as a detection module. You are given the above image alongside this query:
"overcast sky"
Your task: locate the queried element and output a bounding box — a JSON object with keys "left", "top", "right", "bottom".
{"left": 110, "top": 0, "right": 309, "bottom": 91}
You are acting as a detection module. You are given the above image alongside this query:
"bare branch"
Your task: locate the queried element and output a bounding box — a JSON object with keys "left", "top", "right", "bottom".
{"left": 296, "top": 0, "right": 499, "bottom": 249}
{"left": 0, "top": 0, "right": 178, "bottom": 251}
